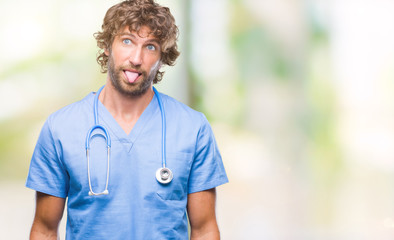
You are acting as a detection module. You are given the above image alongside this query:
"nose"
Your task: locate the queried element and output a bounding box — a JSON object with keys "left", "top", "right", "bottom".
{"left": 129, "top": 47, "right": 142, "bottom": 66}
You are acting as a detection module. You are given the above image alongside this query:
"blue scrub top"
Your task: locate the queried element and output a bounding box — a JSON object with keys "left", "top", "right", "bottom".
{"left": 26, "top": 90, "right": 228, "bottom": 239}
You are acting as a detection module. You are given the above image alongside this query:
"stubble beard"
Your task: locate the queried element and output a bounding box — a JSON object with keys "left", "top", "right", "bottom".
{"left": 107, "top": 53, "right": 159, "bottom": 97}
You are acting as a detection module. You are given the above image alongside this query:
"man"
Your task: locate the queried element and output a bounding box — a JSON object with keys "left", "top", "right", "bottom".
{"left": 26, "top": 0, "right": 228, "bottom": 239}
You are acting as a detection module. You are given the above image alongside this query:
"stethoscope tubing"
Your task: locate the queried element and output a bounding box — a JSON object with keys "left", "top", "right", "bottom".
{"left": 86, "top": 85, "right": 111, "bottom": 196}
{"left": 85, "top": 85, "right": 172, "bottom": 196}
{"left": 152, "top": 87, "right": 167, "bottom": 168}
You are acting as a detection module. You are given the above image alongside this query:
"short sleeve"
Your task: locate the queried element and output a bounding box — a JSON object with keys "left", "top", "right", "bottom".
{"left": 25, "top": 118, "right": 69, "bottom": 198}
{"left": 188, "top": 114, "right": 228, "bottom": 194}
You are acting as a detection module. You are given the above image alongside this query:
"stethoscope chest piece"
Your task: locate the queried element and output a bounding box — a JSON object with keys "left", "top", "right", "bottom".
{"left": 156, "top": 167, "right": 173, "bottom": 184}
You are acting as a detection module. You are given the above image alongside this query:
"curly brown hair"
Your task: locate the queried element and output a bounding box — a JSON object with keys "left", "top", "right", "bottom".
{"left": 94, "top": 0, "right": 180, "bottom": 83}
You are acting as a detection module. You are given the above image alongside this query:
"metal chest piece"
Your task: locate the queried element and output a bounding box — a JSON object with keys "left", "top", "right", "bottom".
{"left": 156, "top": 167, "right": 173, "bottom": 184}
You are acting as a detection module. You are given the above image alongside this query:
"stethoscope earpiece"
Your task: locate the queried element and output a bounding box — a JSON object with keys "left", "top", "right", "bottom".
{"left": 88, "top": 189, "right": 109, "bottom": 196}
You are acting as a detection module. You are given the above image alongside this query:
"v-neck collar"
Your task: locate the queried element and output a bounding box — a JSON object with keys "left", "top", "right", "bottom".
{"left": 94, "top": 92, "right": 159, "bottom": 153}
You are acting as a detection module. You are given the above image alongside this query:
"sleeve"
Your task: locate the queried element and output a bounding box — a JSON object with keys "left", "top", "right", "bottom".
{"left": 188, "top": 114, "right": 229, "bottom": 194}
{"left": 25, "top": 118, "right": 69, "bottom": 198}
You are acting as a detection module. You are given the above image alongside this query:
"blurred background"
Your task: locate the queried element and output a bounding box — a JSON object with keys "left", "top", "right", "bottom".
{"left": 1, "top": 0, "right": 394, "bottom": 239}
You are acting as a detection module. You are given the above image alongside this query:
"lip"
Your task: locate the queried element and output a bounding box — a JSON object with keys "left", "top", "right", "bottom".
{"left": 123, "top": 69, "right": 142, "bottom": 75}
{"left": 123, "top": 68, "right": 141, "bottom": 73}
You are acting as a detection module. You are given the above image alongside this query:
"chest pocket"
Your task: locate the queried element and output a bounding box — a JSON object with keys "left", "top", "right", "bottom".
{"left": 156, "top": 152, "right": 193, "bottom": 201}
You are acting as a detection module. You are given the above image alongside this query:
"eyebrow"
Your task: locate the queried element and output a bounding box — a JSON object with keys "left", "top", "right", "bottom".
{"left": 118, "top": 33, "right": 160, "bottom": 45}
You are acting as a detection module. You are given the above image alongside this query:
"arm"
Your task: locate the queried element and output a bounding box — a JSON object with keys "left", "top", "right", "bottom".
{"left": 30, "top": 192, "right": 66, "bottom": 240}
{"left": 187, "top": 188, "right": 220, "bottom": 240}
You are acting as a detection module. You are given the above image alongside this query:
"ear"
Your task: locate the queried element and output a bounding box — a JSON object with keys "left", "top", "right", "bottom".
{"left": 104, "top": 49, "right": 109, "bottom": 56}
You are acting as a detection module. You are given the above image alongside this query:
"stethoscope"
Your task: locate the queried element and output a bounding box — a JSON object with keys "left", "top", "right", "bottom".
{"left": 85, "top": 85, "right": 173, "bottom": 196}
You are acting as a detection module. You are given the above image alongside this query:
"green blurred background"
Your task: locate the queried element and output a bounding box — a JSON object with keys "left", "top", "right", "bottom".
{"left": 2, "top": 0, "right": 394, "bottom": 239}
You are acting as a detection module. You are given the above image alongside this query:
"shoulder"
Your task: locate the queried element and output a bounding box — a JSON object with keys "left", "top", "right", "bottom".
{"left": 159, "top": 93, "right": 207, "bottom": 125}
{"left": 46, "top": 92, "right": 94, "bottom": 131}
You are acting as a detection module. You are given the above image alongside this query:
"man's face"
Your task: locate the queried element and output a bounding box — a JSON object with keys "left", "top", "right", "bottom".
{"left": 106, "top": 25, "right": 161, "bottom": 97}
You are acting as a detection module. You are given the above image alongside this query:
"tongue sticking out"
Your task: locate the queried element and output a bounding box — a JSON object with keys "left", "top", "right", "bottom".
{"left": 124, "top": 71, "right": 139, "bottom": 83}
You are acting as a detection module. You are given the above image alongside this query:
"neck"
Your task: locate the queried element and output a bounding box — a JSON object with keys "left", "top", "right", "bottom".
{"left": 98, "top": 79, "right": 154, "bottom": 134}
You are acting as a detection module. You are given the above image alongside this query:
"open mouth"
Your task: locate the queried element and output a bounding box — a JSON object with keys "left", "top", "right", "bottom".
{"left": 123, "top": 70, "right": 142, "bottom": 83}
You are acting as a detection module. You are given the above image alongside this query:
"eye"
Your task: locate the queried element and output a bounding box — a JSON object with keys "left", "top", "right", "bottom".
{"left": 147, "top": 44, "right": 156, "bottom": 51}
{"left": 123, "top": 39, "right": 132, "bottom": 45}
